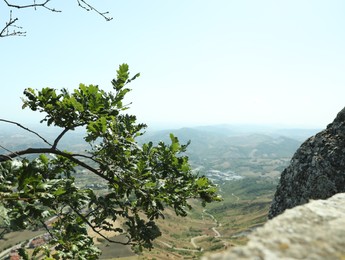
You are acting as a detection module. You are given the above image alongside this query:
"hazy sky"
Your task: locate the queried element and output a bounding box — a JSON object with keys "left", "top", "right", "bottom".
{"left": 1, "top": 1, "right": 345, "bottom": 129}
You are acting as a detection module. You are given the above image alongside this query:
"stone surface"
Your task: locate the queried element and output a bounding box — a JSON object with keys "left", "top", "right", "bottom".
{"left": 203, "top": 193, "right": 345, "bottom": 260}
{"left": 268, "top": 107, "right": 345, "bottom": 218}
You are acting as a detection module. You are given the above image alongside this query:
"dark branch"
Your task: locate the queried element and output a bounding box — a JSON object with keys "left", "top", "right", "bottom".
{"left": 0, "top": 144, "right": 24, "bottom": 161}
{"left": 0, "top": 11, "right": 26, "bottom": 37}
{"left": 69, "top": 203, "right": 131, "bottom": 246}
{"left": 0, "top": 228, "right": 8, "bottom": 238}
{"left": 51, "top": 128, "right": 102, "bottom": 164}
{"left": 3, "top": 0, "right": 61, "bottom": 12}
{"left": 0, "top": 119, "right": 52, "bottom": 146}
{"left": 0, "top": 147, "right": 112, "bottom": 182}
{"left": 71, "top": 153, "right": 102, "bottom": 165}
{"left": 40, "top": 219, "right": 55, "bottom": 241}
{"left": 1, "top": 0, "right": 112, "bottom": 38}
{"left": 84, "top": 206, "right": 101, "bottom": 218}
{"left": 52, "top": 128, "right": 70, "bottom": 149}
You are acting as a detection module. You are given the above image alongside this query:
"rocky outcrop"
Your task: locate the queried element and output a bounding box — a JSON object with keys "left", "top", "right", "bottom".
{"left": 203, "top": 193, "right": 345, "bottom": 260}
{"left": 268, "top": 107, "right": 345, "bottom": 218}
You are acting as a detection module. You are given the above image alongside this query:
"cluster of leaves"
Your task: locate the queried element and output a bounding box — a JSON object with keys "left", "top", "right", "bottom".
{"left": 0, "top": 64, "right": 220, "bottom": 259}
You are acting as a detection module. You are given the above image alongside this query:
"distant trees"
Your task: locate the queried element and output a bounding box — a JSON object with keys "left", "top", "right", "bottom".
{"left": 0, "top": 64, "right": 220, "bottom": 259}
{"left": 1, "top": 0, "right": 112, "bottom": 37}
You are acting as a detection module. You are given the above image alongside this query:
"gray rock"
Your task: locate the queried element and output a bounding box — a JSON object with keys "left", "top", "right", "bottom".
{"left": 268, "top": 107, "right": 345, "bottom": 219}
{"left": 203, "top": 193, "right": 345, "bottom": 260}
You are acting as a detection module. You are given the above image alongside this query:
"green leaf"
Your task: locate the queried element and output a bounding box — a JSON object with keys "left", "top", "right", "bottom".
{"left": 39, "top": 154, "right": 49, "bottom": 164}
{"left": 54, "top": 187, "right": 66, "bottom": 196}
{"left": 170, "top": 133, "right": 180, "bottom": 153}
{"left": 196, "top": 176, "right": 208, "bottom": 187}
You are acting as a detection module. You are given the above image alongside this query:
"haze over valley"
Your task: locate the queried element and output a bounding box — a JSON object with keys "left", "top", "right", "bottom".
{"left": 0, "top": 123, "right": 321, "bottom": 258}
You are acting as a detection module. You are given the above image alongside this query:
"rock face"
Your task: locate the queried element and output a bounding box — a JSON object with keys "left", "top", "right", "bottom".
{"left": 203, "top": 193, "right": 345, "bottom": 260}
{"left": 268, "top": 107, "right": 345, "bottom": 218}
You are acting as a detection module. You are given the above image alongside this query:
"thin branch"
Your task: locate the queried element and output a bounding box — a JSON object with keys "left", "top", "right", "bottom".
{"left": 0, "top": 119, "right": 52, "bottom": 146}
{"left": 0, "top": 228, "right": 8, "bottom": 238}
{"left": 0, "top": 143, "right": 24, "bottom": 161}
{"left": 0, "top": 10, "right": 26, "bottom": 37}
{"left": 40, "top": 219, "right": 55, "bottom": 240}
{"left": 3, "top": 0, "right": 61, "bottom": 12}
{"left": 76, "top": 0, "right": 113, "bottom": 21}
{"left": 1, "top": 0, "right": 112, "bottom": 38}
{"left": 84, "top": 206, "right": 101, "bottom": 218}
{"left": 69, "top": 203, "right": 131, "bottom": 246}
{"left": 71, "top": 153, "right": 101, "bottom": 165}
{"left": 71, "top": 153, "right": 95, "bottom": 160}
{"left": 0, "top": 147, "right": 112, "bottom": 182}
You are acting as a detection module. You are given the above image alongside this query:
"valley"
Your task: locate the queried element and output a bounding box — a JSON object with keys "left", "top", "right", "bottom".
{"left": 0, "top": 124, "right": 320, "bottom": 259}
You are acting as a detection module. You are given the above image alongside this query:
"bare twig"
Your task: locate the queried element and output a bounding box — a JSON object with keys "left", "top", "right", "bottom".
{"left": 1, "top": 0, "right": 112, "bottom": 37}
{"left": 76, "top": 0, "right": 113, "bottom": 21}
{"left": 0, "top": 143, "right": 23, "bottom": 160}
{"left": 3, "top": 0, "right": 61, "bottom": 12}
{"left": 0, "top": 10, "right": 26, "bottom": 37}
{"left": 0, "top": 119, "right": 52, "bottom": 146}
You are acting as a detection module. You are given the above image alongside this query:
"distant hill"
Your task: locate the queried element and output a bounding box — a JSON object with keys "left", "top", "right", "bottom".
{"left": 0, "top": 123, "right": 320, "bottom": 178}
{"left": 138, "top": 125, "right": 321, "bottom": 178}
{"left": 142, "top": 124, "right": 320, "bottom": 144}
{"left": 139, "top": 125, "right": 318, "bottom": 160}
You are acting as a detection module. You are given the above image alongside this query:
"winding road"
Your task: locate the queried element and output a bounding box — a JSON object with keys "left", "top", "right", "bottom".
{"left": 156, "top": 209, "right": 221, "bottom": 253}
{"left": 190, "top": 210, "right": 222, "bottom": 250}
{"left": 156, "top": 239, "right": 201, "bottom": 252}
{"left": 158, "top": 193, "right": 241, "bottom": 253}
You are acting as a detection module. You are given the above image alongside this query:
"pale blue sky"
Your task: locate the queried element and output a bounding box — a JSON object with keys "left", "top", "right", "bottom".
{"left": 1, "top": 1, "right": 345, "bottom": 129}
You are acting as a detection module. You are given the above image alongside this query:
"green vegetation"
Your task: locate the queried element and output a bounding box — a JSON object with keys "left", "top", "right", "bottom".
{"left": 219, "top": 177, "right": 277, "bottom": 200}
{"left": 0, "top": 64, "right": 220, "bottom": 259}
{"left": 0, "top": 80, "right": 309, "bottom": 258}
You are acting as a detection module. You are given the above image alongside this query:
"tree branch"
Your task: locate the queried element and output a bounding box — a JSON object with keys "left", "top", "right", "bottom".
{"left": 1, "top": 0, "right": 112, "bottom": 37}
{"left": 0, "top": 10, "right": 26, "bottom": 37}
{"left": 52, "top": 128, "right": 69, "bottom": 149}
{"left": 3, "top": 0, "right": 61, "bottom": 12}
{"left": 0, "top": 119, "right": 52, "bottom": 146}
{"left": 0, "top": 147, "right": 112, "bottom": 182}
{"left": 76, "top": 0, "right": 113, "bottom": 21}
{"left": 69, "top": 203, "right": 131, "bottom": 246}
{"left": 71, "top": 153, "right": 102, "bottom": 165}
{"left": 0, "top": 143, "right": 23, "bottom": 160}
{"left": 40, "top": 219, "right": 55, "bottom": 241}
{"left": 0, "top": 228, "right": 8, "bottom": 238}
